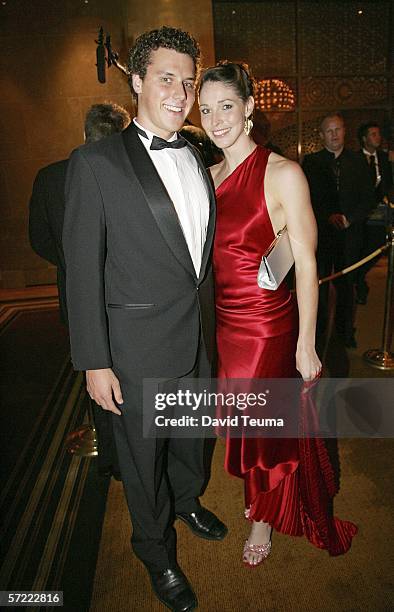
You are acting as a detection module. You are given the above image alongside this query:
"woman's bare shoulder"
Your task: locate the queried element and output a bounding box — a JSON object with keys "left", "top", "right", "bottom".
{"left": 267, "top": 152, "right": 298, "bottom": 169}
{"left": 267, "top": 153, "right": 304, "bottom": 182}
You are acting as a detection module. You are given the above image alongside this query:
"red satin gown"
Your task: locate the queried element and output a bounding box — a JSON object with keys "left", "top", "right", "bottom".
{"left": 214, "top": 146, "right": 357, "bottom": 555}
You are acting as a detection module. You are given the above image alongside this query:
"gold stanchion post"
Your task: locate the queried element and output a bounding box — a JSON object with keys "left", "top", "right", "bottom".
{"left": 66, "top": 395, "right": 98, "bottom": 457}
{"left": 363, "top": 206, "right": 394, "bottom": 370}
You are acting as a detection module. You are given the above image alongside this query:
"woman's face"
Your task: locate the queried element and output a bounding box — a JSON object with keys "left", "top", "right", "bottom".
{"left": 199, "top": 80, "right": 253, "bottom": 150}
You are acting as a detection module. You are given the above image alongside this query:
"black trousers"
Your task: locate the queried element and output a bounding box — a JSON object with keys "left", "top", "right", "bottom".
{"left": 111, "top": 342, "right": 211, "bottom": 571}
{"left": 81, "top": 370, "right": 119, "bottom": 473}
{"left": 356, "top": 221, "right": 386, "bottom": 292}
{"left": 91, "top": 400, "right": 120, "bottom": 473}
{"left": 333, "top": 226, "right": 363, "bottom": 339}
{"left": 317, "top": 224, "right": 363, "bottom": 341}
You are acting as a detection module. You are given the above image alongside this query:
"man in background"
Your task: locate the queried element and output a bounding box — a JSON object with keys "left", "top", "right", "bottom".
{"left": 355, "top": 121, "right": 393, "bottom": 304}
{"left": 303, "top": 113, "right": 374, "bottom": 348}
{"left": 29, "top": 102, "right": 130, "bottom": 479}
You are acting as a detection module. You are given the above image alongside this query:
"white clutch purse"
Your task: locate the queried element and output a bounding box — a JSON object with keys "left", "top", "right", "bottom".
{"left": 257, "top": 226, "right": 294, "bottom": 290}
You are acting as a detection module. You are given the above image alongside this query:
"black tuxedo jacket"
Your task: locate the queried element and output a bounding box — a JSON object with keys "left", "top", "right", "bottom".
{"left": 356, "top": 149, "right": 393, "bottom": 204}
{"left": 29, "top": 159, "right": 68, "bottom": 323}
{"left": 63, "top": 123, "right": 216, "bottom": 380}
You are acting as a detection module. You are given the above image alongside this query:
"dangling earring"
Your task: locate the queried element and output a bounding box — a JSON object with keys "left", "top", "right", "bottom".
{"left": 244, "top": 116, "right": 253, "bottom": 136}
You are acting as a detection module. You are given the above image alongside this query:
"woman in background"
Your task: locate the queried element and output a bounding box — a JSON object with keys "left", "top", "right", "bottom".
{"left": 199, "top": 62, "right": 357, "bottom": 566}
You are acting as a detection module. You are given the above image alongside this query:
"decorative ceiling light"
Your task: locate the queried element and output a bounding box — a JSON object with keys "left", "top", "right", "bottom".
{"left": 255, "top": 79, "right": 295, "bottom": 111}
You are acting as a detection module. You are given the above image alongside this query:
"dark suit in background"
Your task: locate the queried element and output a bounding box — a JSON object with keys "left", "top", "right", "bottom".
{"left": 29, "top": 160, "right": 68, "bottom": 323}
{"left": 303, "top": 147, "right": 374, "bottom": 344}
{"left": 364, "top": 148, "right": 393, "bottom": 205}
{"left": 355, "top": 148, "right": 393, "bottom": 301}
{"left": 63, "top": 122, "right": 216, "bottom": 570}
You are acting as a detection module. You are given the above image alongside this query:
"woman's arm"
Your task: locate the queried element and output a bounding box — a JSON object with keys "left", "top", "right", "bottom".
{"left": 274, "top": 160, "right": 322, "bottom": 380}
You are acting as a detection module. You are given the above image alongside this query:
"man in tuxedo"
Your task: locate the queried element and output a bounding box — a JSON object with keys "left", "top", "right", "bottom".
{"left": 355, "top": 121, "right": 393, "bottom": 304}
{"left": 63, "top": 27, "right": 226, "bottom": 612}
{"left": 302, "top": 113, "right": 374, "bottom": 348}
{"left": 29, "top": 102, "right": 130, "bottom": 480}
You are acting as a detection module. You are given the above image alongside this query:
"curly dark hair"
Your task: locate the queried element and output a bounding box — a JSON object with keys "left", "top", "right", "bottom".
{"left": 127, "top": 26, "right": 201, "bottom": 95}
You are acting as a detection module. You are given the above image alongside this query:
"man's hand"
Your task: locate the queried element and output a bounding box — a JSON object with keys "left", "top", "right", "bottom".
{"left": 328, "top": 213, "right": 349, "bottom": 230}
{"left": 86, "top": 368, "right": 123, "bottom": 415}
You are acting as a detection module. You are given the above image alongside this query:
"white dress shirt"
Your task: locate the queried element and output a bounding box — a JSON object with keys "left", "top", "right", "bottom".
{"left": 363, "top": 148, "right": 381, "bottom": 186}
{"left": 134, "top": 119, "right": 210, "bottom": 276}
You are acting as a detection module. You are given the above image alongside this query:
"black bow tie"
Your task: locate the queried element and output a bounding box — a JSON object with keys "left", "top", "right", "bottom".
{"left": 150, "top": 135, "right": 187, "bottom": 151}
{"left": 134, "top": 123, "right": 187, "bottom": 151}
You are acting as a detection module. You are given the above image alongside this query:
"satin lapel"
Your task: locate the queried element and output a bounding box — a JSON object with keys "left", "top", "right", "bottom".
{"left": 121, "top": 123, "right": 196, "bottom": 278}
{"left": 186, "top": 143, "right": 216, "bottom": 283}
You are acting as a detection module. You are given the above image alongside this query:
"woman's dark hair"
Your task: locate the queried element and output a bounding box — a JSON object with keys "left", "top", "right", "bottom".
{"left": 128, "top": 26, "right": 201, "bottom": 95}
{"left": 199, "top": 61, "right": 256, "bottom": 101}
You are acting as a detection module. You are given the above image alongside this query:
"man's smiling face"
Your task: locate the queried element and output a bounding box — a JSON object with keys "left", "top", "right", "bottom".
{"left": 132, "top": 47, "right": 196, "bottom": 139}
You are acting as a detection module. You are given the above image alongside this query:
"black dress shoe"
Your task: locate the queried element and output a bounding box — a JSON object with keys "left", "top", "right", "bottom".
{"left": 176, "top": 507, "right": 228, "bottom": 541}
{"left": 149, "top": 566, "right": 197, "bottom": 611}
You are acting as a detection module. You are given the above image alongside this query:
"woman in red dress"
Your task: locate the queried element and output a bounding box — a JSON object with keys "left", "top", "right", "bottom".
{"left": 199, "top": 62, "right": 357, "bottom": 566}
